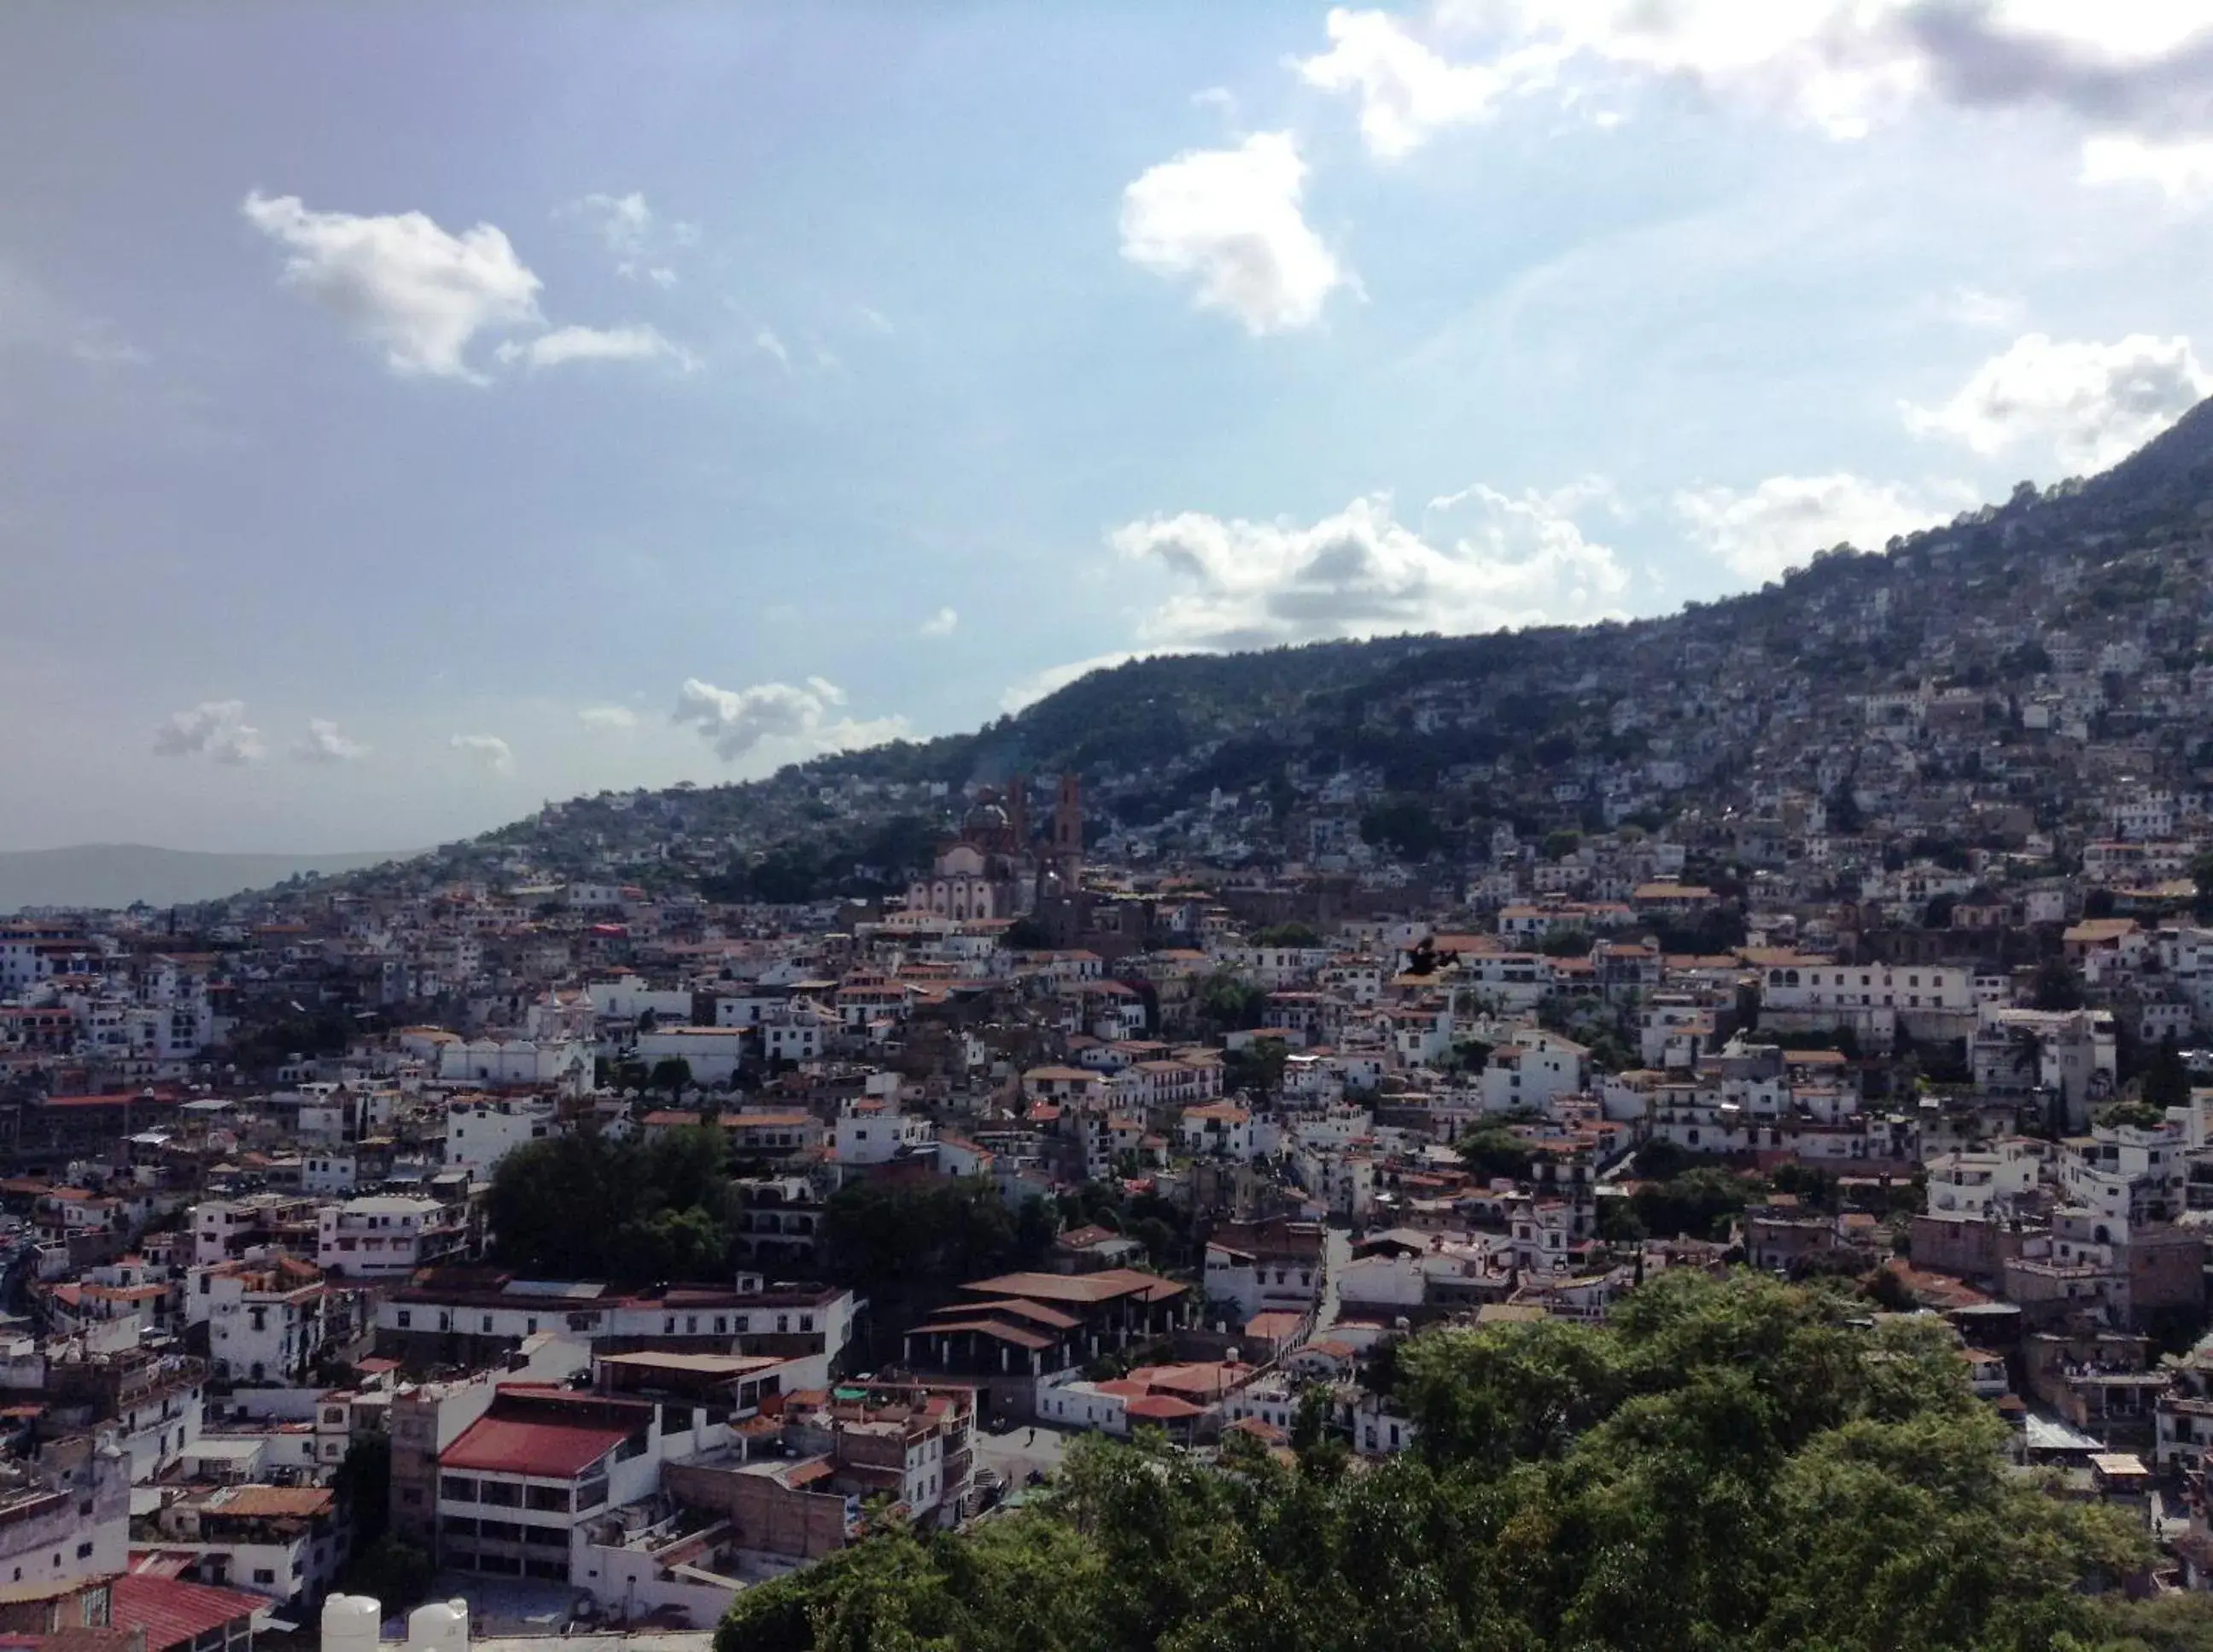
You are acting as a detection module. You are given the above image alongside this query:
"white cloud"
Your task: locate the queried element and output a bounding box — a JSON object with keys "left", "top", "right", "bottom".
{"left": 1675, "top": 473, "right": 1975, "bottom": 583}
{"left": 572, "top": 191, "right": 652, "bottom": 255}
{"left": 1947, "top": 285, "right": 2026, "bottom": 330}
{"left": 564, "top": 191, "right": 698, "bottom": 283}
{"left": 755, "top": 328, "right": 791, "bottom": 370}
{"left": 1111, "top": 482, "right": 1627, "bottom": 651}
{"left": 919, "top": 606, "right": 959, "bottom": 638}
{"left": 1119, "top": 132, "right": 1348, "bottom": 335}
{"left": 241, "top": 192, "right": 542, "bottom": 381}
{"left": 673, "top": 676, "right": 907, "bottom": 762}
{"left": 0, "top": 260, "right": 146, "bottom": 369}
{"left": 1307, "top": 3, "right": 2213, "bottom": 157}
{"left": 1904, "top": 331, "right": 2212, "bottom": 470}
{"left": 578, "top": 705, "right": 639, "bottom": 732}
{"left": 1295, "top": 9, "right": 1529, "bottom": 158}
{"left": 2081, "top": 133, "right": 2213, "bottom": 200}
{"left": 154, "top": 701, "right": 266, "bottom": 765}
{"left": 449, "top": 733, "right": 516, "bottom": 775}
{"left": 294, "top": 718, "right": 369, "bottom": 763}
{"left": 1000, "top": 652, "right": 1145, "bottom": 715}
{"left": 857, "top": 306, "right": 895, "bottom": 335}
{"left": 494, "top": 323, "right": 694, "bottom": 371}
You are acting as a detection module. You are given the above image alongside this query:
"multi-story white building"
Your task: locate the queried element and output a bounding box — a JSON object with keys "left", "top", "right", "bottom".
{"left": 201, "top": 1261, "right": 350, "bottom": 1386}
{"left": 1480, "top": 1030, "right": 1590, "bottom": 1117}
{"left": 832, "top": 1106, "right": 930, "bottom": 1166}
{"left": 316, "top": 1197, "right": 463, "bottom": 1280}
{"left": 0, "top": 1437, "right": 131, "bottom": 1590}
{"left": 1924, "top": 1138, "right": 2047, "bottom": 1218}
{"left": 445, "top": 1095, "right": 565, "bottom": 1177}
{"left": 435, "top": 1385, "right": 729, "bottom": 1585}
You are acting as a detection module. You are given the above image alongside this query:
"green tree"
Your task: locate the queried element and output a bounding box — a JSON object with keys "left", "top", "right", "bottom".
{"left": 1001, "top": 916, "right": 1050, "bottom": 949}
{"left": 341, "top": 1535, "right": 435, "bottom": 1616}
{"left": 1221, "top": 1037, "right": 1289, "bottom": 1099}
{"left": 2031, "top": 958, "right": 2085, "bottom": 1012}
{"left": 1194, "top": 972, "right": 1269, "bottom": 1033}
{"left": 713, "top": 1274, "right": 2150, "bottom": 1652}
{"left": 1539, "top": 925, "right": 1593, "bottom": 957}
{"left": 1360, "top": 797, "right": 1445, "bottom": 859}
{"left": 649, "top": 1056, "right": 694, "bottom": 1097}
{"left": 485, "top": 1127, "right": 735, "bottom": 1281}
{"left": 2142, "top": 1033, "right": 2191, "bottom": 1111}
{"left": 1631, "top": 1167, "right": 1763, "bottom": 1240}
{"left": 1458, "top": 1124, "right": 1534, "bottom": 1182}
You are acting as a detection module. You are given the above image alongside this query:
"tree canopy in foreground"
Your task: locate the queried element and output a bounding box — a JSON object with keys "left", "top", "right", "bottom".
{"left": 717, "top": 1272, "right": 2153, "bottom": 1652}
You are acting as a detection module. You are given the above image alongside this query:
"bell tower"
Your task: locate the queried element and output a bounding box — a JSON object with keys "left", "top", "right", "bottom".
{"left": 1053, "top": 773, "right": 1083, "bottom": 887}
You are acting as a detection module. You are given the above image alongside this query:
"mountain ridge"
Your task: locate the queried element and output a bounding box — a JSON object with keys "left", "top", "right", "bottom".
{"left": 0, "top": 844, "right": 420, "bottom": 914}
{"left": 179, "top": 393, "right": 2213, "bottom": 909}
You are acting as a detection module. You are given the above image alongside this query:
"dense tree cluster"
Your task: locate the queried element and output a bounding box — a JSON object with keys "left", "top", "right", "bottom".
{"left": 486, "top": 1127, "right": 735, "bottom": 1281}
{"left": 716, "top": 1274, "right": 2144, "bottom": 1652}
{"left": 818, "top": 1176, "right": 1055, "bottom": 1289}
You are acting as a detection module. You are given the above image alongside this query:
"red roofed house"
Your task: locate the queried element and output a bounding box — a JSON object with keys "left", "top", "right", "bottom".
{"left": 434, "top": 1385, "right": 732, "bottom": 1587}
{"left": 901, "top": 1270, "right": 1190, "bottom": 1423}
{"left": 109, "top": 1574, "right": 263, "bottom": 1652}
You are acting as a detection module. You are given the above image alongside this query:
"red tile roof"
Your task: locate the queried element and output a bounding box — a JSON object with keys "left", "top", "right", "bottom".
{"left": 111, "top": 1576, "right": 265, "bottom": 1652}
{"left": 441, "top": 1411, "right": 635, "bottom": 1478}
{"left": 1124, "top": 1394, "right": 1205, "bottom": 1421}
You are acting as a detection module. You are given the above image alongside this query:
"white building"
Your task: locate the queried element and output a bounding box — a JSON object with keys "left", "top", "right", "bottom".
{"left": 0, "top": 1438, "right": 131, "bottom": 1590}
{"left": 201, "top": 1262, "right": 347, "bottom": 1386}
{"left": 832, "top": 1108, "right": 931, "bottom": 1166}
{"left": 317, "top": 1197, "right": 461, "bottom": 1280}
{"left": 445, "top": 1095, "right": 565, "bottom": 1177}
{"left": 1923, "top": 1139, "right": 2047, "bottom": 1218}
{"left": 435, "top": 1038, "right": 590, "bottom": 1091}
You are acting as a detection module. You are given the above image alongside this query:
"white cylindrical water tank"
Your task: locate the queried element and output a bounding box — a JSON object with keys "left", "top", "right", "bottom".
{"left": 323, "top": 1594, "right": 382, "bottom": 1652}
{"left": 406, "top": 1598, "right": 470, "bottom": 1652}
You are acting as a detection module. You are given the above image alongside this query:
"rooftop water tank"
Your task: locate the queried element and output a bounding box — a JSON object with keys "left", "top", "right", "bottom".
{"left": 406, "top": 1599, "right": 470, "bottom": 1652}
{"left": 321, "top": 1594, "right": 381, "bottom": 1652}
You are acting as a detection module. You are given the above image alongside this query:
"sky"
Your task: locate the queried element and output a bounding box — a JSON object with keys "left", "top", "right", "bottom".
{"left": 4, "top": 2, "right": 2213, "bottom": 852}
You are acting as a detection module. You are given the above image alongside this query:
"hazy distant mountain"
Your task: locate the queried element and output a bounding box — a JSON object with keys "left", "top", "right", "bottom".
{"left": 0, "top": 844, "right": 417, "bottom": 914}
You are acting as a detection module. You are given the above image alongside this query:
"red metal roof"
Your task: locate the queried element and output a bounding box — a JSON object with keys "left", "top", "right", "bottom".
{"left": 441, "top": 1411, "right": 634, "bottom": 1478}
{"left": 1124, "top": 1394, "right": 1205, "bottom": 1421}
{"left": 112, "top": 1575, "right": 264, "bottom": 1652}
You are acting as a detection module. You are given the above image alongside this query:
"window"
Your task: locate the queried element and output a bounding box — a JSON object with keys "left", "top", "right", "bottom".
{"left": 396, "top": 1311, "right": 411, "bottom": 1328}
{"left": 525, "top": 1485, "right": 568, "bottom": 1513}
{"left": 477, "top": 1480, "right": 521, "bottom": 1508}
{"left": 253, "top": 1568, "right": 274, "bottom": 1585}
{"left": 78, "top": 1543, "right": 94, "bottom": 1560}
{"left": 441, "top": 1476, "right": 479, "bottom": 1502}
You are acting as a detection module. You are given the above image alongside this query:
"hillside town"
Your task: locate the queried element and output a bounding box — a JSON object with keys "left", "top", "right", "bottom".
{"left": 15, "top": 550, "right": 2213, "bottom": 1642}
